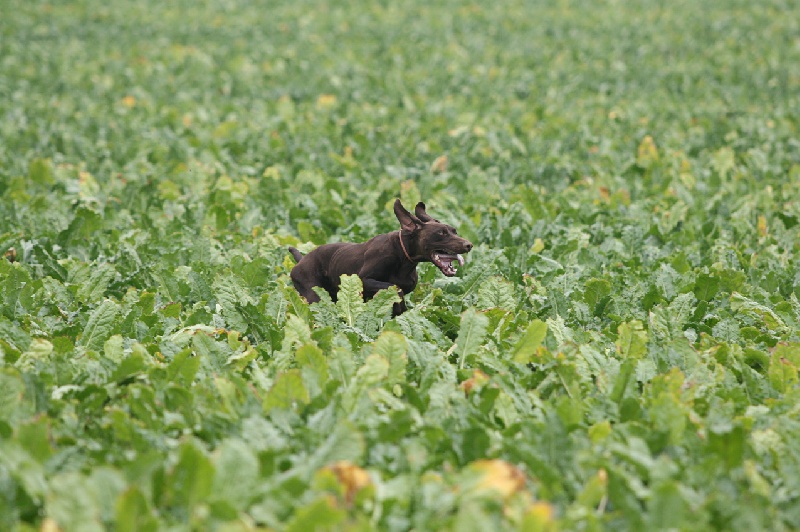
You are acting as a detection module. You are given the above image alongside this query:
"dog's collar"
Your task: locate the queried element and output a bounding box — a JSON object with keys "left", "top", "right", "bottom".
{"left": 397, "top": 231, "right": 418, "bottom": 264}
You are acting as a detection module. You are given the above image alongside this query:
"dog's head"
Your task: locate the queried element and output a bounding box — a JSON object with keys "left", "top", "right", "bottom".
{"left": 394, "top": 199, "right": 473, "bottom": 276}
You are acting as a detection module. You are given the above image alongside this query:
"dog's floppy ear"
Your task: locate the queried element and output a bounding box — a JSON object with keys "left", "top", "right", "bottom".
{"left": 394, "top": 199, "right": 423, "bottom": 232}
{"left": 414, "top": 202, "right": 440, "bottom": 223}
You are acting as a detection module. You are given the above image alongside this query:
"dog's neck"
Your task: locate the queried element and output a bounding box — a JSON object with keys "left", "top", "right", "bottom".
{"left": 397, "top": 230, "right": 423, "bottom": 263}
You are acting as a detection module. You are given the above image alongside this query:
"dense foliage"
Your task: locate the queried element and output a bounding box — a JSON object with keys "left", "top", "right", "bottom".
{"left": 2, "top": 0, "right": 800, "bottom": 529}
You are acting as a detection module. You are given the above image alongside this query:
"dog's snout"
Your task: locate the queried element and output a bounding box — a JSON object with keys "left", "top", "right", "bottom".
{"left": 464, "top": 241, "right": 473, "bottom": 252}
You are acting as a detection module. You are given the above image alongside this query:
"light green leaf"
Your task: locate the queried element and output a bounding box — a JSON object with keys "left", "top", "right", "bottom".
{"left": 80, "top": 300, "right": 119, "bottom": 352}
{"left": 115, "top": 488, "right": 158, "bottom": 532}
{"left": 212, "top": 439, "right": 259, "bottom": 510}
{"left": 285, "top": 496, "right": 346, "bottom": 532}
{"left": 455, "top": 308, "right": 489, "bottom": 369}
{"left": 336, "top": 274, "right": 365, "bottom": 326}
{"left": 512, "top": 319, "right": 547, "bottom": 363}
{"left": 476, "top": 276, "right": 516, "bottom": 311}
{"left": 372, "top": 330, "right": 407, "bottom": 385}
{"left": 165, "top": 442, "right": 215, "bottom": 511}
{"left": 263, "top": 370, "right": 310, "bottom": 412}
{"left": 768, "top": 352, "right": 798, "bottom": 393}
{"left": 296, "top": 343, "right": 329, "bottom": 384}
{"left": 584, "top": 278, "right": 611, "bottom": 311}
{"left": 46, "top": 472, "right": 104, "bottom": 532}
{"left": 617, "top": 320, "right": 648, "bottom": 358}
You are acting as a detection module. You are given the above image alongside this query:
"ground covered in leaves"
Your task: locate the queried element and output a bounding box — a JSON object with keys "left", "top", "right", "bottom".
{"left": 2, "top": 0, "right": 800, "bottom": 530}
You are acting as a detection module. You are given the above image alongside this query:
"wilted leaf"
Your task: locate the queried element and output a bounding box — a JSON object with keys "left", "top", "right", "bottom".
{"left": 469, "top": 459, "right": 526, "bottom": 498}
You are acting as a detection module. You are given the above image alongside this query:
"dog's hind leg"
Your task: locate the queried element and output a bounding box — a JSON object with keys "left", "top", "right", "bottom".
{"left": 290, "top": 268, "right": 322, "bottom": 304}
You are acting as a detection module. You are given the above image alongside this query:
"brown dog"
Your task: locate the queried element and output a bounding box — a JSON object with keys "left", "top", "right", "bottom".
{"left": 289, "top": 199, "right": 473, "bottom": 316}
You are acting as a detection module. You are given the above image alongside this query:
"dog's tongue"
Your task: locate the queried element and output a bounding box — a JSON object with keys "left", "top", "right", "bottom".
{"left": 432, "top": 253, "right": 465, "bottom": 276}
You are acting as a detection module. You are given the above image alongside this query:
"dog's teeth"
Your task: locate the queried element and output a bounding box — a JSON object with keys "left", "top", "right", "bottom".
{"left": 457, "top": 254, "right": 464, "bottom": 266}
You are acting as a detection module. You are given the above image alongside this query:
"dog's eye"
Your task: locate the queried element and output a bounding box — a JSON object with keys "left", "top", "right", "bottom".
{"left": 439, "top": 229, "right": 447, "bottom": 235}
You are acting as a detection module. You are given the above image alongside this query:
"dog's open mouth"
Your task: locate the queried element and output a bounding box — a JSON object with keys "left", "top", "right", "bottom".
{"left": 431, "top": 252, "right": 465, "bottom": 277}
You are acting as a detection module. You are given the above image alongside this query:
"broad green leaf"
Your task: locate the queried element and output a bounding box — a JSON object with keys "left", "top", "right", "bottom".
{"left": 772, "top": 343, "right": 800, "bottom": 366}
{"left": 308, "top": 420, "right": 365, "bottom": 469}
{"left": 297, "top": 342, "right": 329, "bottom": 385}
{"left": 282, "top": 313, "right": 313, "bottom": 351}
{"left": 372, "top": 331, "right": 407, "bottom": 385}
{"left": 768, "top": 352, "right": 798, "bottom": 393}
{"left": 213, "top": 272, "right": 254, "bottom": 332}
{"left": 211, "top": 439, "right": 259, "bottom": 510}
{"left": 455, "top": 308, "right": 489, "bottom": 369}
{"left": 103, "top": 334, "right": 124, "bottom": 362}
{"left": 476, "top": 276, "right": 516, "bottom": 311}
{"left": 583, "top": 277, "right": 611, "bottom": 312}
{"left": 165, "top": 442, "right": 215, "bottom": 511}
{"left": 14, "top": 338, "right": 54, "bottom": 370}
{"left": 17, "top": 417, "right": 53, "bottom": 463}
{"left": 285, "top": 496, "right": 346, "bottom": 532}
{"left": 167, "top": 348, "right": 201, "bottom": 385}
{"left": 263, "top": 370, "right": 310, "bottom": 412}
{"left": 512, "top": 319, "right": 548, "bottom": 363}
{"left": 648, "top": 481, "right": 689, "bottom": 529}
{"left": 617, "top": 320, "right": 648, "bottom": 358}
{"left": 0, "top": 317, "right": 32, "bottom": 353}
{"left": 546, "top": 314, "right": 573, "bottom": 345}
{"left": 87, "top": 468, "right": 127, "bottom": 524}
{"left": 46, "top": 472, "right": 104, "bottom": 532}
{"left": 80, "top": 300, "right": 119, "bottom": 352}
{"left": 694, "top": 273, "right": 720, "bottom": 301}
{"left": 342, "top": 354, "right": 390, "bottom": 412}
{"left": 115, "top": 488, "right": 158, "bottom": 532}
{"left": 76, "top": 263, "right": 115, "bottom": 303}
{"left": 111, "top": 351, "right": 149, "bottom": 382}
{"left": 336, "top": 274, "right": 365, "bottom": 326}
{"left": 356, "top": 286, "right": 401, "bottom": 338}
{"left": 192, "top": 333, "right": 226, "bottom": 372}
{"left": 354, "top": 354, "right": 390, "bottom": 387}
{"left": 730, "top": 292, "right": 787, "bottom": 333}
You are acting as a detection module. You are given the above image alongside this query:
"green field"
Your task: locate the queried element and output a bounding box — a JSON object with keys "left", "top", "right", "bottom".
{"left": 2, "top": 0, "right": 800, "bottom": 529}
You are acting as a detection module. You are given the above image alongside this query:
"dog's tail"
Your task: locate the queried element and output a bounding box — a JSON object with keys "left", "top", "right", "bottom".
{"left": 288, "top": 247, "right": 304, "bottom": 262}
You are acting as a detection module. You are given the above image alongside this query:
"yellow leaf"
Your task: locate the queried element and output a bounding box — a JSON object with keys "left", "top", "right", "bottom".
{"left": 636, "top": 135, "right": 659, "bottom": 168}
{"left": 470, "top": 459, "right": 526, "bottom": 497}
{"left": 325, "top": 461, "right": 372, "bottom": 504}
{"left": 521, "top": 501, "right": 558, "bottom": 532}
{"left": 460, "top": 369, "right": 490, "bottom": 396}
{"left": 121, "top": 95, "right": 136, "bottom": 108}
{"left": 757, "top": 215, "right": 767, "bottom": 237}
{"left": 431, "top": 154, "right": 448, "bottom": 173}
{"left": 316, "top": 94, "right": 337, "bottom": 109}
{"left": 41, "top": 518, "right": 62, "bottom": 532}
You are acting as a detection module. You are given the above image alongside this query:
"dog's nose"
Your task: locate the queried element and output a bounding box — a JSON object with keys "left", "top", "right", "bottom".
{"left": 465, "top": 241, "right": 473, "bottom": 252}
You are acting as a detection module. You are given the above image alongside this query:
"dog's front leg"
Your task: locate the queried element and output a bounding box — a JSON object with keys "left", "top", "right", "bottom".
{"left": 361, "top": 278, "right": 407, "bottom": 316}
